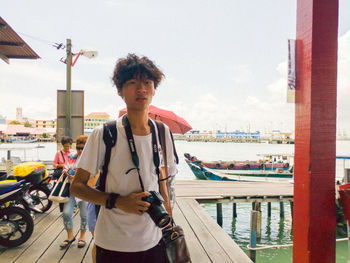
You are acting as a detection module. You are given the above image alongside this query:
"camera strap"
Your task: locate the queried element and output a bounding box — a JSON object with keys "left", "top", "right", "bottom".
{"left": 123, "top": 115, "right": 161, "bottom": 192}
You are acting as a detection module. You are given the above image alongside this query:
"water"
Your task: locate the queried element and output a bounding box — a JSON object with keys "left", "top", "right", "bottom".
{"left": 1, "top": 140, "right": 350, "bottom": 262}
{"left": 174, "top": 140, "right": 350, "bottom": 263}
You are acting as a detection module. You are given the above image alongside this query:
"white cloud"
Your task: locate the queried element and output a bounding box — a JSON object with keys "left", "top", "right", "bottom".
{"left": 337, "top": 30, "right": 350, "bottom": 133}
{"left": 231, "top": 65, "right": 255, "bottom": 84}
{"left": 1, "top": 29, "right": 350, "bottom": 135}
{"left": 158, "top": 60, "right": 294, "bottom": 133}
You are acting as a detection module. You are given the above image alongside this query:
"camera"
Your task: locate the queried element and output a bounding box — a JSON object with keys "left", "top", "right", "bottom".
{"left": 142, "top": 191, "right": 170, "bottom": 228}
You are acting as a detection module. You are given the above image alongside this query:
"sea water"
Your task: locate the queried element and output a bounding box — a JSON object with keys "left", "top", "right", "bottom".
{"left": 175, "top": 140, "right": 350, "bottom": 263}
{"left": 1, "top": 140, "right": 350, "bottom": 262}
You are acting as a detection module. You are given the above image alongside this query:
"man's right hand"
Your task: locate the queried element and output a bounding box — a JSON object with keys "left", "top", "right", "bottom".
{"left": 115, "top": 191, "right": 151, "bottom": 215}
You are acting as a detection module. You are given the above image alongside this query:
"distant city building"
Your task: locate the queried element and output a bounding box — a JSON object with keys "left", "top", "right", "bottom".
{"left": 84, "top": 112, "right": 110, "bottom": 129}
{"left": 36, "top": 119, "right": 56, "bottom": 129}
{"left": 186, "top": 129, "right": 261, "bottom": 139}
{"left": 16, "top": 107, "right": 23, "bottom": 122}
{"left": 0, "top": 115, "right": 6, "bottom": 125}
{"left": 15, "top": 107, "right": 35, "bottom": 126}
{"left": 217, "top": 130, "right": 261, "bottom": 139}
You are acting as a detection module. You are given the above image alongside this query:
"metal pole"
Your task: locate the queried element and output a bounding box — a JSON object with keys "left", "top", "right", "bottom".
{"left": 6, "top": 150, "right": 12, "bottom": 177}
{"left": 66, "top": 39, "right": 72, "bottom": 137}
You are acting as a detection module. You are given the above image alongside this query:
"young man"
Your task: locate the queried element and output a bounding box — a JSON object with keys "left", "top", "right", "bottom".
{"left": 70, "top": 54, "right": 176, "bottom": 263}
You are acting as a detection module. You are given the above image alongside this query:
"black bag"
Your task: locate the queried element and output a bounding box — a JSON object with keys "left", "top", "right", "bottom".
{"left": 60, "top": 179, "right": 70, "bottom": 198}
{"left": 162, "top": 224, "right": 191, "bottom": 263}
{"left": 51, "top": 180, "right": 63, "bottom": 196}
{"left": 52, "top": 151, "right": 65, "bottom": 179}
{"left": 52, "top": 168, "right": 63, "bottom": 180}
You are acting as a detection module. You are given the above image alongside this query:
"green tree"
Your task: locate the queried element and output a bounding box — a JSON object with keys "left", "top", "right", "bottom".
{"left": 24, "top": 121, "right": 32, "bottom": 127}
{"left": 9, "top": 120, "right": 21, "bottom": 125}
{"left": 41, "top": 133, "right": 50, "bottom": 138}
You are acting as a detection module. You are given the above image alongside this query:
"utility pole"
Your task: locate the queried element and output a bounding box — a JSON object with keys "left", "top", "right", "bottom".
{"left": 66, "top": 39, "right": 72, "bottom": 137}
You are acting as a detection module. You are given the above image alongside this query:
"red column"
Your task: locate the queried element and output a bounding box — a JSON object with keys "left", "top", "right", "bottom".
{"left": 293, "top": 0, "right": 338, "bottom": 262}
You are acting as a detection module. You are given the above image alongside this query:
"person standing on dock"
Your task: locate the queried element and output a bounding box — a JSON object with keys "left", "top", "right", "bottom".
{"left": 53, "top": 136, "right": 73, "bottom": 179}
{"left": 60, "top": 135, "right": 88, "bottom": 250}
{"left": 70, "top": 53, "right": 177, "bottom": 263}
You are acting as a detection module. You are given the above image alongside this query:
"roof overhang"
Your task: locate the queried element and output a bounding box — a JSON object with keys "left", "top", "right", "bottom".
{"left": 0, "top": 16, "right": 40, "bottom": 64}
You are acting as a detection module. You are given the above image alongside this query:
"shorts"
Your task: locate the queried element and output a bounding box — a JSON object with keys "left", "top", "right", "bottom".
{"left": 87, "top": 202, "right": 97, "bottom": 233}
{"left": 96, "top": 242, "right": 165, "bottom": 263}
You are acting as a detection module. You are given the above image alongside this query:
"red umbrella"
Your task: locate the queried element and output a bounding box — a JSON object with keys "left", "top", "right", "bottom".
{"left": 118, "top": 105, "right": 192, "bottom": 134}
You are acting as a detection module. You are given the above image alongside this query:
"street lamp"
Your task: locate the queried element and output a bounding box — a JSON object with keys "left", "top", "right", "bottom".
{"left": 65, "top": 39, "right": 97, "bottom": 137}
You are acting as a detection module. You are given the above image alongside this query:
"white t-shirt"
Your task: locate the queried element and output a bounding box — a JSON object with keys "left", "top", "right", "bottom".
{"left": 77, "top": 116, "right": 176, "bottom": 252}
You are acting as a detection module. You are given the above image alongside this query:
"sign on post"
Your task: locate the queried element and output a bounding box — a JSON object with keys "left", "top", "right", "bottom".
{"left": 57, "top": 90, "right": 84, "bottom": 142}
{"left": 287, "top": 39, "right": 296, "bottom": 103}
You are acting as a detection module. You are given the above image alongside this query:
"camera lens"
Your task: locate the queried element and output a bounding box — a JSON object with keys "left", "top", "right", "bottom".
{"left": 158, "top": 215, "right": 171, "bottom": 228}
{"left": 147, "top": 202, "right": 170, "bottom": 227}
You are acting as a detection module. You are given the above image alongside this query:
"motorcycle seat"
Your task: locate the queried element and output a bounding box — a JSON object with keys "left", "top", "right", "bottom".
{"left": 0, "top": 181, "right": 18, "bottom": 193}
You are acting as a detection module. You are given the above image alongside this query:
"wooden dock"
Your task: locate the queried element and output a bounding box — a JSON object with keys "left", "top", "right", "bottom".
{"left": 0, "top": 180, "right": 294, "bottom": 262}
{"left": 175, "top": 180, "right": 293, "bottom": 203}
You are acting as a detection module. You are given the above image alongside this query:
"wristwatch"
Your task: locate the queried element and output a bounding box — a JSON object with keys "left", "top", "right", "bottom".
{"left": 106, "top": 193, "right": 120, "bottom": 209}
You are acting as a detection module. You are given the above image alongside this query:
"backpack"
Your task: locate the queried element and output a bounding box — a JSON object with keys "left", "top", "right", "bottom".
{"left": 95, "top": 120, "right": 178, "bottom": 215}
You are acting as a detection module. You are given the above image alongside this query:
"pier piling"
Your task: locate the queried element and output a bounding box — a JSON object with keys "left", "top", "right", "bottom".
{"left": 280, "top": 202, "right": 284, "bottom": 218}
{"left": 253, "top": 202, "right": 262, "bottom": 239}
{"left": 216, "top": 203, "right": 223, "bottom": 227}
{"left": 233, "top": 203, "right": 237, "bottom": 218}
{"left": 250, "top": 210, "right": 258, "bottom": 262}
{"left": 267, "top": 202, "right": 271, "bottom": 217}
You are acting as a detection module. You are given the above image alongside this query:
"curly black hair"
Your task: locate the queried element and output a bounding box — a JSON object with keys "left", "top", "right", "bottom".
{"left": 112, "top": 53, "right": 164, "bottom": 90}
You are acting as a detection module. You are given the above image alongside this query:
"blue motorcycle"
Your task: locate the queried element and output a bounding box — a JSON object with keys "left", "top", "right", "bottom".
{"left": 0, "top": 180, "right": 34, "bottom": 247}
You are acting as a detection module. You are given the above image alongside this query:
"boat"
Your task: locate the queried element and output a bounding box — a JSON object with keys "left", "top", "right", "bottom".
{"left": 184, "top": 153, "right": 294, "bottom": 183}
{"left": 7, "top": 137, "right": 38, "bottom": 143}
{"left": 185, "top": 159, "right": 234, "bottom": 181}
{"left": 184, "top": 153, "right": 293, "bottom": 172}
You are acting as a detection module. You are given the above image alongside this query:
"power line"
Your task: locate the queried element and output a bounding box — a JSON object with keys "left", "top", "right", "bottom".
{"left": 17, "top": 32, "right": 53, "bottom": 45}
{"left": 17, "top": 32, "right": 65, "bottom": 50}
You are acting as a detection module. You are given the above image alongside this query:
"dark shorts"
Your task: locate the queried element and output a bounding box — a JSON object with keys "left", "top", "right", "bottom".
{"left": 96, "top": 242, "right": 165, "bottom": 263}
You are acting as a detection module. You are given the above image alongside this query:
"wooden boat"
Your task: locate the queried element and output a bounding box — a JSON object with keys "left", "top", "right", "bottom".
{"left": 184, "top": 153, "right": 294, "bottom": 183}
{"left": 184, "top": 153, "right": 292, "bottom": 171}
{"left": 185, "top": 159, "right": 236, "bottom": 181}
{"left": 7, "top": 137, "right": 38, "bottom": 143}
{"left": 206, "top": 167, "right": 293, "bottom": 183}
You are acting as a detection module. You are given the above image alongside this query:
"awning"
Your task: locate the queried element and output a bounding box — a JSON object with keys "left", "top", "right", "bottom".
{"left": 0, "top": 16, "right": 40, "bottom": 64}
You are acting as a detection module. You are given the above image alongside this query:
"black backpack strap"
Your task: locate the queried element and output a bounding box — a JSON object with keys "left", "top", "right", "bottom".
{"left": 155, "top": 121, "right": 179, "bottom": 183}
{"left": 169, "top": 131, "right": 179, "bottom": 164}
{"left": 97, "top": 120, "right": 117, "bottom": 192}
{"left": 155, "top": 121, "right": 179, "bottom": 165}
{"left": 95, "top": 120, "right": 117, "bottom": 217}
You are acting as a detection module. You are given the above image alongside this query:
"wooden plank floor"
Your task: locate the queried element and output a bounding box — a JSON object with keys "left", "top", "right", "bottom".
{"left": 175, "top": 180, "right": 294, "bottom": 202}
{"left": 175, "top": 198, "right": 252, "bottom": 263}
{"left": 0, "top": 205, "right": 94, "bottom": 263}
{"left": 0, "top": 180, "right": 291, "bottom": 262}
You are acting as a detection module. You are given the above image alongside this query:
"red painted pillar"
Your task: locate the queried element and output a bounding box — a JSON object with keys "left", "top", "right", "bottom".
{"left": 293, "top": 0, "right": 338, "bottom": 262}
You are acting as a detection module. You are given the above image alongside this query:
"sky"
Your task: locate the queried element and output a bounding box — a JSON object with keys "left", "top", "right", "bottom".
{"left": 1, "top": 0, "right": 350, "bottom": 134}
